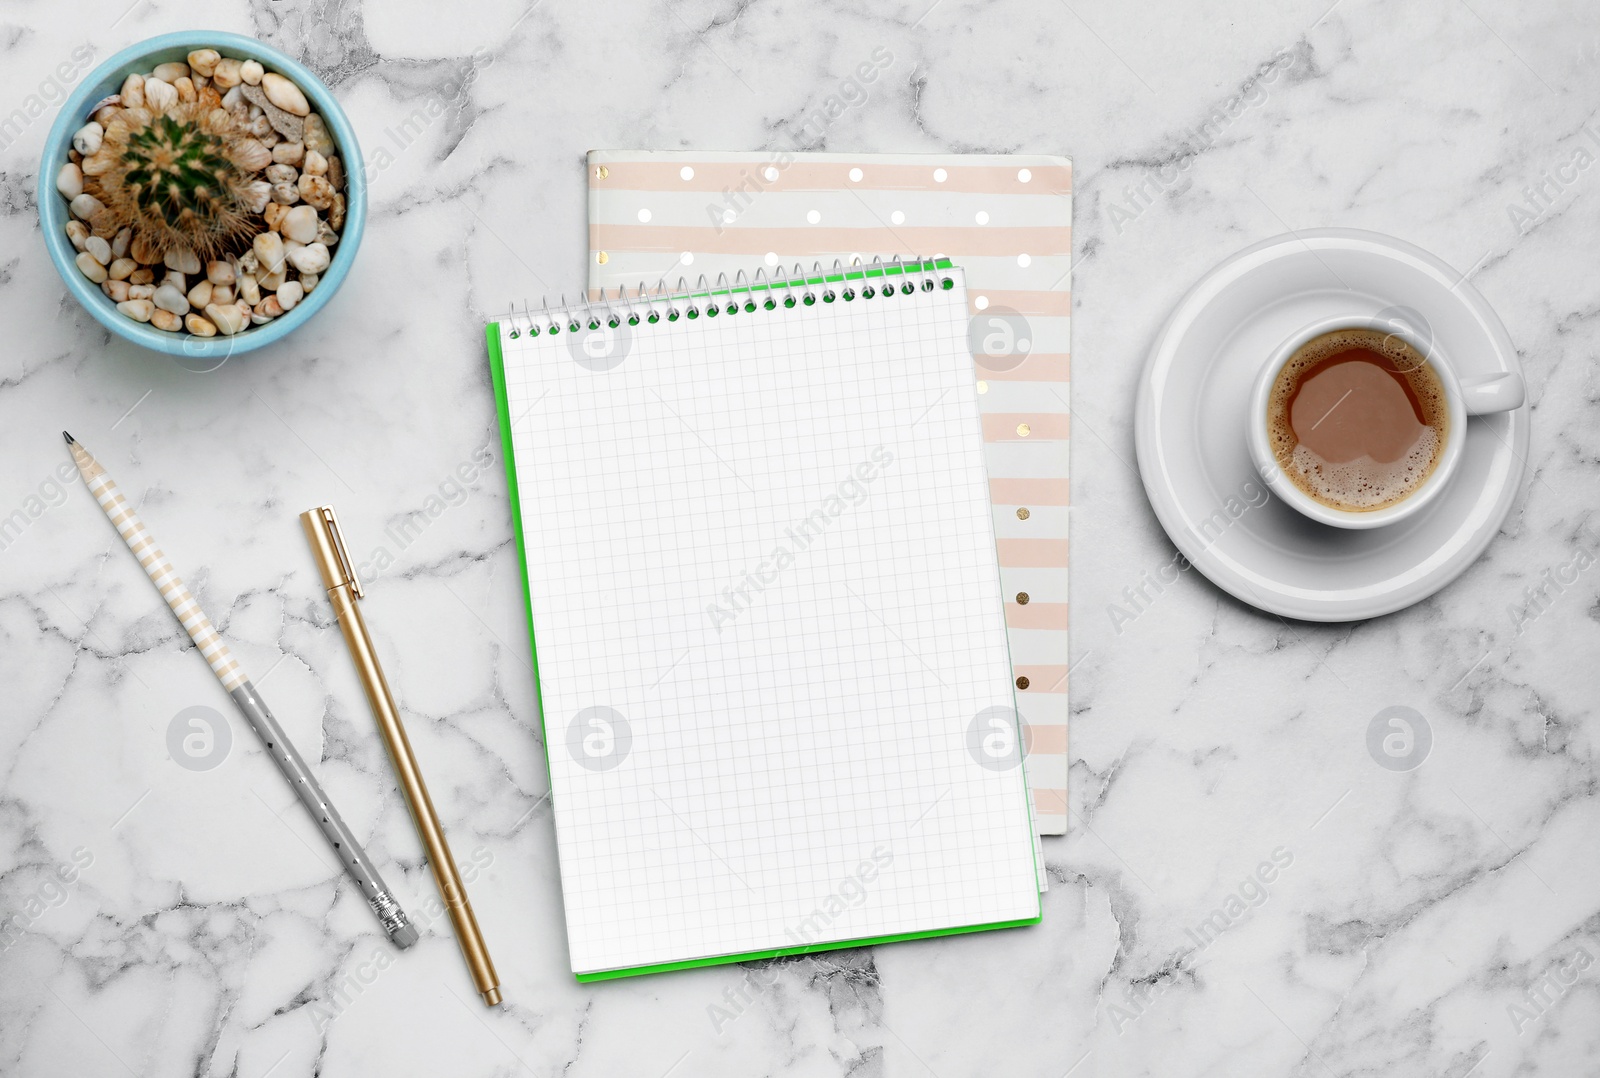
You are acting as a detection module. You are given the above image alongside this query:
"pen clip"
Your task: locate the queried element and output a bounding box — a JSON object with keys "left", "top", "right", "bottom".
{"left": 317, "top": 504, "right": 365, "bottom": 599}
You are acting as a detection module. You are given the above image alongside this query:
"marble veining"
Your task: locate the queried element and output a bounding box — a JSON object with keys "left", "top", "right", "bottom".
{"left": 1, "top": 1, "right": 1598, "bottom": 1075}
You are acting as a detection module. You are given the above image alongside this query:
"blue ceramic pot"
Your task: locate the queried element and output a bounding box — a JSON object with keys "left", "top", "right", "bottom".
{"left": 38, "top": 31, "right": 365, "bottom": 359}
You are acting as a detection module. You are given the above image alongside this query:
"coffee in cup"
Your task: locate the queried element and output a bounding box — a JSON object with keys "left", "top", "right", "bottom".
{"left": 1248, "top": 313, "right": 1525, "bottom": 531}
{"left": 1265, "top": 327, "right": 1448, "bottom": 513}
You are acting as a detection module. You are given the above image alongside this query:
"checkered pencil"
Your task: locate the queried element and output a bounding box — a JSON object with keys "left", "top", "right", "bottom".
{"left": 64, "top": 432, "right": 418, "bottom": 948}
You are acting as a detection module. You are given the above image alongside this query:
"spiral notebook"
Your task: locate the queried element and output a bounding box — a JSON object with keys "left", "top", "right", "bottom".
{"left": 487, "top": 259, "right": 1041, "bottom": 979}
{"left": 585, "top": 150, "right": 1071, "bottom": 834}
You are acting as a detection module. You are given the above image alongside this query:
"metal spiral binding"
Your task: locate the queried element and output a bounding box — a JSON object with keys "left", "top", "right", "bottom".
{"left": 503, "top": 256, "right": 950, "bottom": 337}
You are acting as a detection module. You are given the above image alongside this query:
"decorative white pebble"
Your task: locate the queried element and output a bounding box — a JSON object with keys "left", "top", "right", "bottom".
{"left": 152, "top": 61, "right": 190, "bottom": 83}
{"left": 206, "top": 260, "right": 235, "bottom": 285}
{"left": 261, "top": 72, "right": 310, "bottom": 116}
{"left": 152, "top": 282, "right": 190, "bottom": 315}
{"left": 117, "top": 299, "right": 155, "bottom": 322}
{"left": 72, "top": 121, "right": 103, "bottom": 156}
{"left": 56, "top": 162, "right": 82, "bottom": 199}
{"left": 251, "top": 296, "right": 281, "bottom": 324}
{"left": 75, "top": 252, "right": 108, "bottom": 283}
{"left": 303, "top": 114, "right": 332, "bottom": 154}
{"left": 108, "top": 258, "right": 136, "bottom": 280}
{"left": 65, "top": 220, "right": 89, "bottom": 251}
{"left": 186, "top": 50, "right": 220, "bottom": 77}
{"left": 143, "top": 77, "right": 178, "bottom": 114}
{"left": 285, "top": 241, "right": 329, "bottom": 275}
{"left": 302, "top": 149, "right": 327, "bottom": 176}
{"left": 299, "top": 273, "right": 319, "bottom": 292}
{"left": 252, "top": 232, "right": 287, "bottom": 275}
{"left": 79, "top": 149, "right": 114, "bottom": 177}
{"left": 238, "top": 275, "right": 261, "bottom": 305}
{"left": 276, "top": 280, "right": 304, "bottom": 310}
{"left": 298, "top": 173, "right": 335, "bottom": 209}
{"left": 128, "top": 284, "right": 155, "bottom": 300}
{"left": 187, "top": 280, "right": 213, "bottom": 308}
{"left": 84, "top": 236, "right": 111, "bottom": 265}
{"left": 103, "top": 279, "right": 129, "bottom": 302}
{"left": 241, "top": 180, "right": 272, "bottom": 214}
{"left": 185, "top": 313, "right": 218, "bottom": 337}
{"left": 265, "top": 163, "right": 299, "bottom": 187}
{"left": 120, "top": 73, "right": 145, "bottom": 109}
{"left": 111, "top": 227, "right": 131, "bottom": 258}
{"left": 69, "top": 193, "right": 104, "bottom": 221}
{"left": 240, "top": 60, "right": 264, "bottom": 86}
{"left": 150, "top": 308, "right": 182, "bottom": 332}
{"left": 206, "top": 302, "right": 250, "bottom": 334}
{"left": 281, "top": 205, "right": 318, "bottom": 244}
{"left": 233, "top": 137, "right": 271, "bottom": 171}
{"left": 210, "top": 283, "right": 234, "bottom": 305}
{"left": 272, "top": 140, "right": 304, "bottom": 166}
{"left": 212, "top": 58, "right": 243, "bottom": 88}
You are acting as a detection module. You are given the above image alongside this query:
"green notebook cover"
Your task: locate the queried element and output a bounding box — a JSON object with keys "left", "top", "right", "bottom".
{"left": 486, "top": 259, "right": 1041, "bottom": 982}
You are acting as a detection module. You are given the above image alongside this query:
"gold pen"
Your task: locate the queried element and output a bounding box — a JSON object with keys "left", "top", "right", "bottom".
{"left": 301, "top": 504, "right": 503, "bottom": 1007}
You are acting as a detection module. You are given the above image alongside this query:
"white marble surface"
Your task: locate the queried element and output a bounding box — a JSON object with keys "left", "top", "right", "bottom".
{"left": 2, "top": 1, "right": 1598, "bottom": 1075}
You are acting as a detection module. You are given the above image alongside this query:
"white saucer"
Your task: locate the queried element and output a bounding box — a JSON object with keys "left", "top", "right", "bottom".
{"left": 1134, "top": 228, "right": 1529, "bottom": 622}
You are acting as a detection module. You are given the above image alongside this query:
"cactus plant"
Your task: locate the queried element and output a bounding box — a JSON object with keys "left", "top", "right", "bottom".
{"left": 82, "top": 103, "right": 267, "bottom": 265}
{"left": 56, "top": 47, "right": 351, "bottom": 339}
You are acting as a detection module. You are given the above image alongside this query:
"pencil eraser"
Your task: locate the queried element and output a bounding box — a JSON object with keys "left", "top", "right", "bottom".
{"left": 389, "top": 923, "right": 420, "bottom": 949}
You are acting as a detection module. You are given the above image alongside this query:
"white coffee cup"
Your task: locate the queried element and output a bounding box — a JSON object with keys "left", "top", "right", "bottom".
{"left": 1247, "top": 314, "right": 1525, "bottom": 529}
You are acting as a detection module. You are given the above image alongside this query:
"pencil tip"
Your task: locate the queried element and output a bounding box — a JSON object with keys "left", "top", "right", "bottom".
{"left": 62, "top": 430, "right": 74, "bottom": 444}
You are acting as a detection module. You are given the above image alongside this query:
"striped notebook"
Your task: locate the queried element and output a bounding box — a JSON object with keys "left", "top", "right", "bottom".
{"left": 585, "top": 151, "right": 1071, "bottom": 834}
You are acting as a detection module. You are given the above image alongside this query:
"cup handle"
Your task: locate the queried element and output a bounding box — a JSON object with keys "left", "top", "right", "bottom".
{"left": 1460, "top": 371, "right": 1526, "bottom": 415}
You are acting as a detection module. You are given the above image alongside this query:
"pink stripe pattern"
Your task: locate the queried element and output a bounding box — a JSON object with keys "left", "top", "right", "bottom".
{"left": 585, "top": 150, "right": 1072, "bottom": 835}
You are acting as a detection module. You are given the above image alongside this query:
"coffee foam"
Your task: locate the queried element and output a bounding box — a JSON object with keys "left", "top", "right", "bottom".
{"left": 1266, "top": 328, "right": 1450, "bottom": 512}
{"left": 1288, "top": 426, "right": 1441, "bottom": 510}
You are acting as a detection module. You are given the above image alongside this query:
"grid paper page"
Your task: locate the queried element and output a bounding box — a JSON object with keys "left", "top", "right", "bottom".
{"left": 497, "top": 269, "right": 1040, "bottom": 975}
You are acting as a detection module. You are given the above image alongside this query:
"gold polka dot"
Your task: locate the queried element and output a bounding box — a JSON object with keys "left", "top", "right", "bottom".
{"left": 976, "top": 380, "right": 988, "bottom": 394}
{"left": 1016, "top": 422, "right": 1031, "bottom": 437}
{"left": 595, "top": 165, "right": 609, "bottom": 180}
{"left": 1016, "top": 507, "right": 1030, "bottom": 520}
{"left": 1016, "top": 592, "right": 1030, "bottom": 605}
{"left": 597, "top": 251, "right": 609, "bottom": 264}
{"left": 1016, "top": 676, "right": 1030, "bottom": 690}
